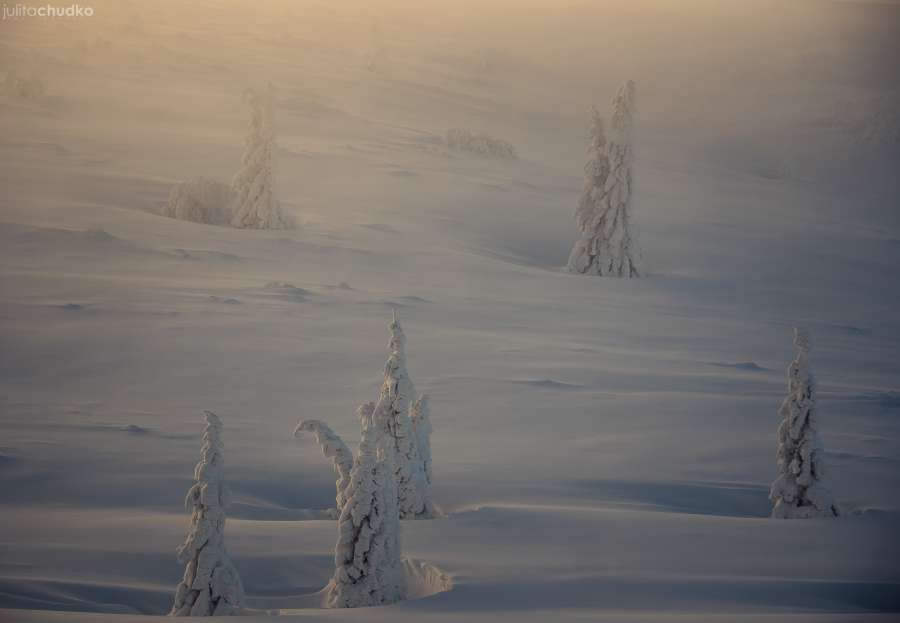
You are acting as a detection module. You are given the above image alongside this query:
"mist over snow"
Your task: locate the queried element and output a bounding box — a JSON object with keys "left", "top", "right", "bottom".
{"left": 1, "top": 0, "right": 899, "bottom": 621}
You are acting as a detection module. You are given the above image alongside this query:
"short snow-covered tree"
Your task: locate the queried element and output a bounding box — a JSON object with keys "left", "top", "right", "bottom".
{"left": 294, "top": 420, "right": 354, "bottom": 517}
{"left": 770, "top": 329, "right": 839, "bottom": 519}
{"left": 325, "top": 406, "right": 405, "bottom": 607}
{"left": 171, "top": 412, "right": 244, "bottom": 616}
{"left": 163, "top": 177, "right": 234, "bottom": 225}
{"left": 373, "top": 312, "right": 431, "bottom": 519}
{"left": 567, "top": 81, "right": 639, "bottom": 277}
{"left": 410, "top": 394, "right": 434, "bottom": 496}
{"left": 230, "top": 84, "right": 292, "bottom": 230}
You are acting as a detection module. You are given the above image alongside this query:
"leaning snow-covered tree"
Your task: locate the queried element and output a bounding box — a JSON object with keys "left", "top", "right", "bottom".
{"left": 410, "top": 394, "right": 434, "bottom": 495}
{"left": 567, "top": 81, "right": 639, "bottom": 277}
{"left": 325, "top": 406, "right": 405, "bottom": 607}
{"left": 230, "top": 84, "right": 292, "bottom": 230}
{"left": 294, "top": 420, "right": 354, "bottom": 517}
{"left": 770, "top": 329, "right": 839, "bottom": 519}
{"left": 171, "top": 411, "right": 244, "bottom": 616}
{"left": 374, "top": 312, "right": 431, "bottom": 519}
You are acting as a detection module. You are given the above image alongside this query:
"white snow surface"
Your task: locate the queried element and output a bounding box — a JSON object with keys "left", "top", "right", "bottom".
{"left": 1, "top": 1, "right": 900, "bottom": 621}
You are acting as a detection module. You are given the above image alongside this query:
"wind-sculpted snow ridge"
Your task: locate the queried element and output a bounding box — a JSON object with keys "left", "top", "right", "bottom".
{"left": 171, "top": 411, "right": 245, "bottom": 616}
{"left": 294, "top": 419, "right": 354, "bottom": 518}
{"left": 325, "top": 403, "right": 405, "bottom": 608}
{"left": 445, "top": 128, "right": 517, "bottom": 159}
{"left": 162, "top": 177, "right": 234, "bottom": 226}
{"left": 402, "top": 558, "right": 453, "bottom": 600}
{"left": 770, "top": 329, "right": 839, "bottom": 519}
{"left": 230, "top": 84, "right": 293, "bottom": 230}
{"left": 567, "top": 81, "right": 640, "bottom": 278}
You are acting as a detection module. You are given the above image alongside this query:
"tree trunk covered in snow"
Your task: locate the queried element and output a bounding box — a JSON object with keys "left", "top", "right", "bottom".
{"left": 170, "top": 412, "right": 244, "bottom": 616}
{"left": 770, "top": 329, "right": 839, "bottom": 519}
{"left": 230, "top": 84, "right": 292, "bottom": 230}
{"left": 375, "top": 312, "right": 431, "bottom": 519}
{"left": 567, "top": 81, "right": 639, "bottom": 277}
{"left": 294, "top": 419, "right": 354, "bottom": 516}
{"left": 325, "top": 405, "right": 405, "bottom": 607}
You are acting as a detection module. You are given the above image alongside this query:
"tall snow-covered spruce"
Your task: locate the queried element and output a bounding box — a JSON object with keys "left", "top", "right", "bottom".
{"left": 230, "top": 84, "right": 292, "bottom": 230}
{"left": 770, "top": 329, "right": 839, "bottom": 519}
{"left": 375, "top": 312, "right": 432, "bottom": 519}
{"left": 326, "top": 402, "right": 405, "bottom": 607}
{"left": 170, "top": 412, "right": 244, "bottom": 616}
{"left": 567, "top": 81, "right": 639, "bottom": 277}
{"left": 294, "top": 420, "right": 354, "bottom": 517}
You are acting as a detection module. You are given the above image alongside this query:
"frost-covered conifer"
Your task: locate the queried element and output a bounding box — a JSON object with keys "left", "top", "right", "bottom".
{"left": 410, "top": 394, "right": 434, "bottom": 499}
{"left": 230, "top": 84, "right": 292, "bottom": 230}
{"left": 294, "top": 420, "right": 354, "bottom": 516}
{"left": 374, "top": 312, "right": 430, "bottom": 519}
{"left": 567, "top": 81, "right": 639, "bottom": 277}
{"left": 171, "top": 412, "right": 244, "bottom": 616}
{"left": 325, "top": 405, "right": 405, "bottom": 607}
{"left": 567, "top": 108, "right": 611, "bottom": 274}
{"left": 770, "top": 329, "right": 839, "bottom": 519}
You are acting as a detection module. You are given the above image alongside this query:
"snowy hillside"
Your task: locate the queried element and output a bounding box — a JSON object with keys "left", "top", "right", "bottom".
{"left": 1, "top": 1, "right": 899, "bottom": 621}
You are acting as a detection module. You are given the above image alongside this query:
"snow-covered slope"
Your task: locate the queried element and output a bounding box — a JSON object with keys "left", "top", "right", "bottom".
{"left": 1, "top": 1, "right": 898, "bottom": 621}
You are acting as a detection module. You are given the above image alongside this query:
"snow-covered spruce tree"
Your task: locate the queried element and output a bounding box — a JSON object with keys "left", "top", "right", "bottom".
{"left": 566, "top": 107, "right": 611, "bottom": 274}
{"left": 770, "top": 329, "right": 839, "bottom": 519}
{"left": 567, "top": 81, "right": 639, "bottom": 277}
{"left": 326, "top": 405, "right": 405, "bottom": 607}
{"left": 171, "top": 411, "right": 244, "bottom": 616}
{"left": 294, "top": 420, "right": 354, "bottom": 516}
{"left": 374, "top": 312, "right": 431, "bottom": 519}
{"left": 230, "top": 84, "right": 292, "bottom": 230}
{"left": 410, "top": 394, "right": 433, "bottom": 495}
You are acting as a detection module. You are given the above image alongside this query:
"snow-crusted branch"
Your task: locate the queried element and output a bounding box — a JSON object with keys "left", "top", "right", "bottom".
{"left": 294, "top": 419, "right": 354, "bottom": 514}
